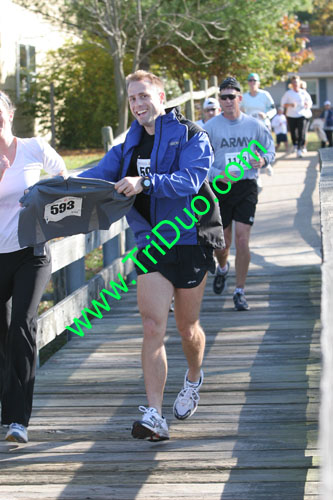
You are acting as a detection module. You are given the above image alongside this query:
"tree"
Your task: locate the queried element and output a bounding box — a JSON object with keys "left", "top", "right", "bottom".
{"left": 24, "top": 40, "right": 126, "bottom": 148}
{"left": 14, "top": 0, "right": 227, "bottom": 133}
{"left": 15, "top": 0, "right": 313, "bottom": 134}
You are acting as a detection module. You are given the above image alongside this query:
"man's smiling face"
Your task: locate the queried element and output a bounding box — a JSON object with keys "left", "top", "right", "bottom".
{"left": 128, "top": 79, "right": 165, "bottom": 135}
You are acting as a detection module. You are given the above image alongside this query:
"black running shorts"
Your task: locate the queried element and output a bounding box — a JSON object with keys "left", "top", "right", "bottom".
{"left": 135, "top": 245, "right": 215, "bottom": 288}
{"left": 211, "top": 179, "right": 258, "bottom": 229}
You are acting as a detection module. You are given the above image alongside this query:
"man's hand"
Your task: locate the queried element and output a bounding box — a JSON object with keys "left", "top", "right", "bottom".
{"left": 115, "top": 176, "right": 143, "bottom": 197}
{"left": 0, "top": 155, "right": 10, "bottom": 182}
{"left": 250, "top": 154, "right": 266, "bottom": 169}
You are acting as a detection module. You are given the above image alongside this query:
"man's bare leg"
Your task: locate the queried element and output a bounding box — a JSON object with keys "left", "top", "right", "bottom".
{"left": 137, "top": 272, "right": 173, "bottom": 415}
{"left": 174, "top": 274, "right": 208, "bottom": 383}
{"left": 214, "top": 224, "right": 232, "bottom": 269}
{"left": 234, "top": 221, "right": 252, "bottom": 289}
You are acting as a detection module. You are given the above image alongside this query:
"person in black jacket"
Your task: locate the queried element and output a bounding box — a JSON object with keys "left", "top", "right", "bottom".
{"left": 320, "top": 100, "right": 333, "bottom": 148}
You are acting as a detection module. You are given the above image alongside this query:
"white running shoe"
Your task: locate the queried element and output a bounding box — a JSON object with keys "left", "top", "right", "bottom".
{"left": 297, "top": 149, "right": 303, "bottom": 158}
{"left": 132, "top": 406, "right": 169, "bottom": 441}
{"left": 256, "top": 175, "right": 263, "bottom": 194}
{"left": 5, "top": 423, "right": 28, "bottom": 443}
{"left": 265, "top": 165, "right": 273, "bottom": 176}
{"left": 173, "top": 369, "right": 203, "bottom": 420}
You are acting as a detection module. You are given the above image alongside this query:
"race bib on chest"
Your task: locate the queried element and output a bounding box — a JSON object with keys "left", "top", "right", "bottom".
{"left": 44, "top": 196, "right": 82, "bottom": 223}
{"left": 137, "top": 158, "right": 151, "bottom": 177}
{"left": 225, "top": 151, "right": 250, "bottom": 174}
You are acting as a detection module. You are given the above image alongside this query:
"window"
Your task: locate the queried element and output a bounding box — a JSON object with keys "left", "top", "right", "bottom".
{"left": 16, "top": 43, "right": 36, "bottom": 99}
{"left": 302, "top": 79, "right": 319, "bottom": 108}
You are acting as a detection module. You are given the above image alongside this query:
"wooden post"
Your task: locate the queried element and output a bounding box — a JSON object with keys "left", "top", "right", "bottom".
{"left": 52, "top": 269, "right": 67, "bottom": 303}
{"left": 184, "top": 79, "right": 195, "bottom": 121}
{"left": 199, "top": 79, "right": 208, "bottom": 121}
{"left": 65, "top": 258, "right": 85, "bottom": 294}
{"left": 103, "top": 237, "right": 120, "bottom": 267}
{"left": 209, "top": 75, "right": 219, "bottom": 99}
{"left": 101, "top": 126, "right": 113, "bottom": 152}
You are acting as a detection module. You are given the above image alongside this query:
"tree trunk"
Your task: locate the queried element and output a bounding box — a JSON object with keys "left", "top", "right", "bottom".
{"left": 112, "top": 50, "right": 128, "bottom": 135}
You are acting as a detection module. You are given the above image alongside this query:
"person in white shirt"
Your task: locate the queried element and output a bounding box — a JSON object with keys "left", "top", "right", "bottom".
{"left": 271, "top": 107, "right": 288, "bottom": 151}
{"left": 280, "top": 75, "right": 312, "bottom": 157}
{"left": 241, "top": 72, "right": 276, "bottom": 129}
{"left": 0, "top": 90, "right": 67, "bottom": 444}
{"left": 196, "top": 97, "right": 220, "bottom": 127}
{"left": 241, "top": 72, "right": 276, "bottom": 184}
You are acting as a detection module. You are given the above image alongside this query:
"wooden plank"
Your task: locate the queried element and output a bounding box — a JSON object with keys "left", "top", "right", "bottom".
{"left": 0, "top": 153, "right": 321, "bottom": 499}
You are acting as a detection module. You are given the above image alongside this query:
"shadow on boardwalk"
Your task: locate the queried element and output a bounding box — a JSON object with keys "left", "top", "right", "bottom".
{"left": 0, "top": 152, "right": 321, "bottom": 499}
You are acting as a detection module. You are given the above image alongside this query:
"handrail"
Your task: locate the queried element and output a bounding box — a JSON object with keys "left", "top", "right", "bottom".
{"left": 318, "top": 147, "right": 333, "bottom": 500}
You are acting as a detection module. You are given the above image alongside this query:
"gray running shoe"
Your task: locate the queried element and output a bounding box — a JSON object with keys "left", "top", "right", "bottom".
{"left": 132, "top": 406, "right": 169, "bottom": 441}
{"left": 233, "top": 292, "right": 250, "bottom": 311}
{"left": 173, "top": 369, "right": 203, "bottom": 420}
{"left": 213, "top": 261, "right": 230, "bottom": 295}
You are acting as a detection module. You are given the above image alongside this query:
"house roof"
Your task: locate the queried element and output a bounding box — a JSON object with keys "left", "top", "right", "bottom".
{"left": 299, "top": 36, "right": 333, "bottom": 75}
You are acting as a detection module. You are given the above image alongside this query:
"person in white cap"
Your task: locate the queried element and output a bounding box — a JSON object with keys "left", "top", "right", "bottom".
{"left": 320, "top": 100, "right": 333, "bottom": 147}
{"left": 196, "top": 97, "right": 220, "bottom": 127}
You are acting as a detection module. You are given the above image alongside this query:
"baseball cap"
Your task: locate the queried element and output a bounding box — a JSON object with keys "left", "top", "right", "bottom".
{"left": 203, "top": 97, "right": 219, "bottom": 109}
{"left": 324, "top": 100, "right": 331, "bottom": 106}
{"left": 248, "top": 72, "right": 260, "bottom": 81}
{"left": 219, "top": 77, "right": 241, "bottom": 92}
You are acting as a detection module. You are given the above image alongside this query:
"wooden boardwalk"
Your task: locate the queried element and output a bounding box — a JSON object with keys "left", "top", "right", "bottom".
{"left": 0, "top": 152, "right": 321, "bottom": 499}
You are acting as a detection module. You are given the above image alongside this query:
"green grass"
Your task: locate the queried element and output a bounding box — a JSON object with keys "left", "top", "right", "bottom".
{"left": 59, "top": 149, "right": 104, "bottom": 171}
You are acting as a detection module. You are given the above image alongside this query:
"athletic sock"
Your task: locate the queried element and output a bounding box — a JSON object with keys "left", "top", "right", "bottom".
{"left": 234, "top": 287, "right": 244, "bottom": 295}
{"left": 217, "top": 263, "right": 229, "bottom": 274}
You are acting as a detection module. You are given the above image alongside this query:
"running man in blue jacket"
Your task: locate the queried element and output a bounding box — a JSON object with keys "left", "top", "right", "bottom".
{"left": 80, "top": 70, "right": 224, "bottom": 441}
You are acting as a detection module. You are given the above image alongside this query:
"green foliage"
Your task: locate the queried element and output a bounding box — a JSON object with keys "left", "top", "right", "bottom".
{"left": 16, "top": 0, "right": 315, "bottom": 139}
{"left": 309, "top": 0, "right": 333, "bottom": 35}
{"left": 151, "top": 0, "right": 314, "bottom": 89}
{"left": 25, "top": 40, "right": 122, "bottom": 148}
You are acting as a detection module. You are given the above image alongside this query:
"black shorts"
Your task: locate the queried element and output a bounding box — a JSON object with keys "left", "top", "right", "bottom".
{"left": 211, "top": 179, "right": 258, "bottom": 228}
{"left": 135, "top": 245, "right": 216, "bottom": 288}
{"left": 276, "top": 133, "right": 287, "bottom": 144}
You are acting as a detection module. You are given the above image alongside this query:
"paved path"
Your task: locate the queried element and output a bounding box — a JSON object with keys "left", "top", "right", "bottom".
{"left": 0, "top": 152, "right": 321, "bottom": 499}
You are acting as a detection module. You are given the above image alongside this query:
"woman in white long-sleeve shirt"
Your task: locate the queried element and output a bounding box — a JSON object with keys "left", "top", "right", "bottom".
{"left": 0, "top": 90, "right": 67, "bottom": 443}
{"left": 280, "top": 75, "right": 312, "bottom": 158}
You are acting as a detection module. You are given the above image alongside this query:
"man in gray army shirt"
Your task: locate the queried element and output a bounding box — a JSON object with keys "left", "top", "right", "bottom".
{"left": 204, "top": 77, "right": 275, "bottom": 311}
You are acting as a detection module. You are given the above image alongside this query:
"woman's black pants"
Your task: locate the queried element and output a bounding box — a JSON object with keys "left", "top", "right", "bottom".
{"left": 287, "top": 116, "right": 306, "bottom": 149}
{"left": 0, "top": 246, "right": 51, "bottom": 427}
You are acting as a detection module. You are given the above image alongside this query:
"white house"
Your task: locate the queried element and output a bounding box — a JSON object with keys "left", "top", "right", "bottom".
{"left": 0, "top": 0, "right": 70, "bottom": 136}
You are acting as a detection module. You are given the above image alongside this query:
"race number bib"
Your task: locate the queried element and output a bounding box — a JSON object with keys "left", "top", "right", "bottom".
{"left": 225, "top": 151, "right": 250, "bottom": 174}
{"left": 44, "top": 196, "right": 82, "bottom": 223}
{"left": 137, "top": 158, "right": 151, "bottom": 177}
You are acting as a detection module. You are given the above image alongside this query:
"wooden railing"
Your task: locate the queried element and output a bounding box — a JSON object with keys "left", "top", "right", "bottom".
{"left": 318, "top": 147, "right": 333, "bottom": 500}
{"left": 36, "top": 76, "right": 219, "bottom": 356}
{"left": 37, "top": 221, "right": 135, "bottom": 352}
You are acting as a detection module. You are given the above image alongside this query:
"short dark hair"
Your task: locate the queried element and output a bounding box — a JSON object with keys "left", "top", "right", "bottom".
{"left": 219, "top": 76, "right": 241, "bottom": 92}
{"left": 126, "top": 70, "right": 164, "bottom": 92}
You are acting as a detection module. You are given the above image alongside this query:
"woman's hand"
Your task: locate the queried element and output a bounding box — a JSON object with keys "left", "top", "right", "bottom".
{"left": 0, "top": 155, "right": 10, "bottom": 182}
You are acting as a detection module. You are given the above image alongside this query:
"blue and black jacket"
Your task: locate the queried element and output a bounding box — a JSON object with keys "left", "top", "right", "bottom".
{"left": 80, "top": 107, "right": 224, "bottom": 249}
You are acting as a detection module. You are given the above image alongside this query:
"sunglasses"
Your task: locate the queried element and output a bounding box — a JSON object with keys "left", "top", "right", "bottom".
{"left": 248, "top": 79, "right": 258, "bottom": 82}
{"left": 219, "top": 94, "right": 237, "bottom": 101}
